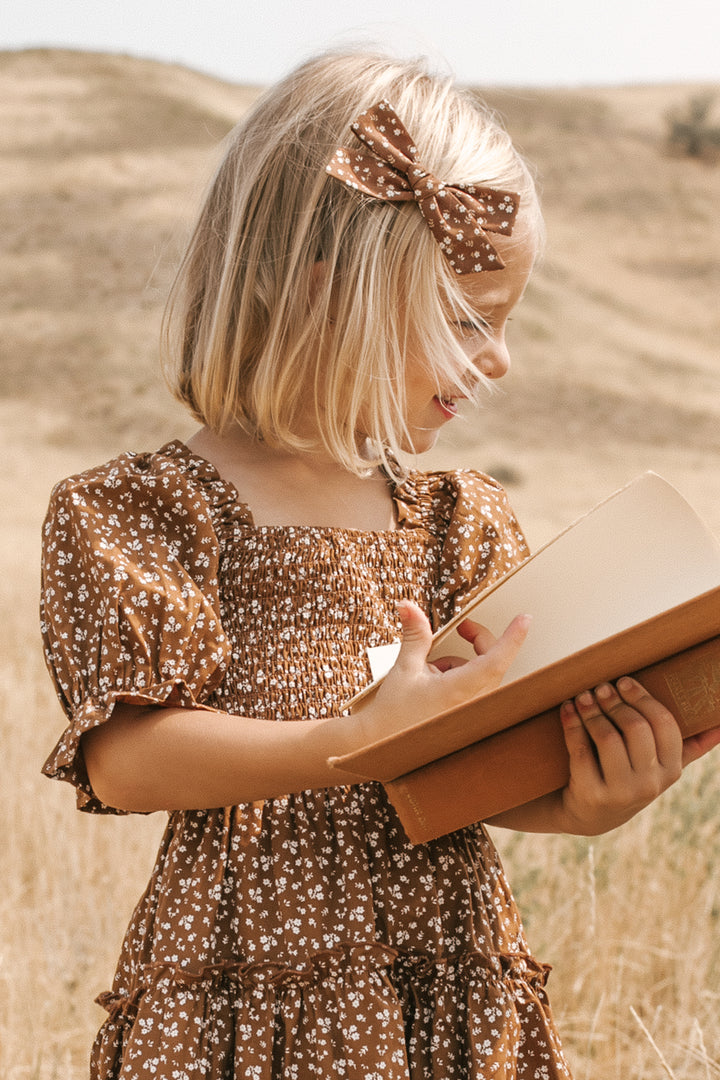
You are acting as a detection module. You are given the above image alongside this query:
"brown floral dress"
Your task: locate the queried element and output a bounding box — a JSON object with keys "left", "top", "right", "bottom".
{"left": 41, "top": 440, "right": 573, "bottom": 1079}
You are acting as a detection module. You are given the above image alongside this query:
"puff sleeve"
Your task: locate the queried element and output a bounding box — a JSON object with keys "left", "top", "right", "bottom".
{"left": 40, "top": 452, "right": 231, "bottom": 813}
{"left": 428, "top": 470, "right": 530, "bottom": 629}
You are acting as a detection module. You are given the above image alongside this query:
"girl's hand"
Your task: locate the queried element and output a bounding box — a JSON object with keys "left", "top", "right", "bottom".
{"left": 351, "top": 599, "right": 530, "bottom": 749}
{"left": 558, "top": 677, "right": 720, "bottom": 834}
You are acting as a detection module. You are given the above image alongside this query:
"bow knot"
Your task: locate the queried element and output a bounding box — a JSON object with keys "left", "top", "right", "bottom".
{"left": 326, "top": 100, "right": 520, "bottom": 274}
{"left": 408, "top": 171, "right": 444, "bottom": 202}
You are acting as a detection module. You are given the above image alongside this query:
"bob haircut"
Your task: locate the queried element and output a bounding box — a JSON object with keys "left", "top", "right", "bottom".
{"left": 162, "top": 49, "right": 542, "bottom": 476}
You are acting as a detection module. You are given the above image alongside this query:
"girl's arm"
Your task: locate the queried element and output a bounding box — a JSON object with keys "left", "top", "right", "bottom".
{"left": 82, "top": 702, "right": 369, "bottom": 811}
{"left": 82, "top": 601, "right": 530, "bottom": 812}
{"left": 486, "top": 678, "right": 720, "bottom": 835}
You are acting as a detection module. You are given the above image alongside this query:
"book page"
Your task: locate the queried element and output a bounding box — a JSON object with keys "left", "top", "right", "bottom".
{"left": 364, "top": 473, "right": 720, "bottom": 690}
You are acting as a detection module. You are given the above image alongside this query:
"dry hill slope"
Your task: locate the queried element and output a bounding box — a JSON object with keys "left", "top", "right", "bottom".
{"left": 2, "top": 49, "right": 719, "bottom": 560}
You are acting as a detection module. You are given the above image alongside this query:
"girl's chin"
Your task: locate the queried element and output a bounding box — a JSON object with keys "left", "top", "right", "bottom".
{"left": 403, "top": 429, "right": 441, "bottom": 455}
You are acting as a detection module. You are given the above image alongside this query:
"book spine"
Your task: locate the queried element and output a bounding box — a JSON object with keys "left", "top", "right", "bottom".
{"left": 385, "top": 636, "right": 720, "bottom": 845}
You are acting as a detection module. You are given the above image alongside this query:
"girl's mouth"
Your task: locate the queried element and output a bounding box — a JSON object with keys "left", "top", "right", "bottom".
{"left": 434, "top": 395, "right": 458, "bottom": 419}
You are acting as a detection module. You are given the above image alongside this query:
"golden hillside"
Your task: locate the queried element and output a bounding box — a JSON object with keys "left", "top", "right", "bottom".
{"left": 3, "top": 48, "right": 719, "bottom": 554}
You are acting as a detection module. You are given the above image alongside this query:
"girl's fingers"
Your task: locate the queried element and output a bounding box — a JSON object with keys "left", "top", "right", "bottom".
{"left": 453, "top": 614, "right": 532, "bottom": 690}
{"left": 563, "top": 688, "right": 650, "bottom": 789}
{"left": 559, "top": 677, "right": 717, "bottom": 834}
{"left": 572, "top": 678, "right": 683, "bottom": 780}
{"left": 373, "top": 605, "right": 531, "bottom": 739}
{"left": 440, "top": 613, "right": 531, "bottom": 706}
{"left": 456, "top": 617, "right": 497, "bottom": 654}
{"left": 457, "top": 614, "right": 532, "bottom": 665}
{"left": 613, "top": 677, "right": 683, "bottom": 768}
{"left": 397, "top": 605, "right": 530, "bottom": 687}
{"left": 482, "top": 613, "right": 532, "bottom": 677}
{"left": 560, "top": 698, "right": 604, "bottom": 781}
{"left": 576, "top": 683, "right": 657, "bottom": 774}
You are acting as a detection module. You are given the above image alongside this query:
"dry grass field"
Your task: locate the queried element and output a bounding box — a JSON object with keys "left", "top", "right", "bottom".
{"left": 1, "top": 47, "right": 719, "bottom": 1078}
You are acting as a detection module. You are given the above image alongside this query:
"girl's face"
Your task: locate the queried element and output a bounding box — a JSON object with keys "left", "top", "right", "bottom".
{"left": 402, "top": 230, "right": 537, "bottom": 455}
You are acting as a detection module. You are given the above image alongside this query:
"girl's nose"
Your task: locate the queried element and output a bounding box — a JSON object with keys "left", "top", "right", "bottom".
{"left": 475, "top": 337, "right": 511, "bottom": 380}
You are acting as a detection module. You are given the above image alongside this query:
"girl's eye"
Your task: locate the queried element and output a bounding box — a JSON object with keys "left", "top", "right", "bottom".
{"left": 456, "top": 318, "right": 490, "bottom": 334}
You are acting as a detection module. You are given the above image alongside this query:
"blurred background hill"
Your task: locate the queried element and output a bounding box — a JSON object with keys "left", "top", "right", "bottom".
{"left": 3, "top": 48, "right": 719, "bottom": 557}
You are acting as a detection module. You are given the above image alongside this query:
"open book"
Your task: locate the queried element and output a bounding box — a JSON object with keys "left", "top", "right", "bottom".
{"left": 330, "top": 473, "right": 720, "bottom": 842}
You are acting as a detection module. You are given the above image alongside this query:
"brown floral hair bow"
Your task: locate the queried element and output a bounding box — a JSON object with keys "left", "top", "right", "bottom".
{"left": 326, "top": 100, "right": 520, "bottom": 274}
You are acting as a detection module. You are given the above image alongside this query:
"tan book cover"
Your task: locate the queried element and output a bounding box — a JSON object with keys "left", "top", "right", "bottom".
{"left": 330, "top": 474, "right": 720, "bottom": 841}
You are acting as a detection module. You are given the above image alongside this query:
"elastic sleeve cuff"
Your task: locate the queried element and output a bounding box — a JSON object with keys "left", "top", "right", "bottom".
{"left": 42, "top": 679, "right": 224, "bottom": 814}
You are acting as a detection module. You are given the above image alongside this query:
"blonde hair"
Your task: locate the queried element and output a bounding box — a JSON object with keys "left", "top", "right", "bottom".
{"left": 162, "top": 49, "right": 542, "bottom": 475}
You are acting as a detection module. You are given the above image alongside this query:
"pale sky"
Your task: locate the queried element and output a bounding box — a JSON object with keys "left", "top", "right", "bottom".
{"left": 3, "top": 0, "right": 720, "bottom": 87}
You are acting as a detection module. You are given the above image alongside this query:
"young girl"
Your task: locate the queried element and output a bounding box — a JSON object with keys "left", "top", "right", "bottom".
{"left": 41, "top": 50, "right": 720, "bottom": 1079}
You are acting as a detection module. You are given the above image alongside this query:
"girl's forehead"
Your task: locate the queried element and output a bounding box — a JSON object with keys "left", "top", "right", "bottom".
{"left": 458, "top": 231, "right": 537, "bottom": 313}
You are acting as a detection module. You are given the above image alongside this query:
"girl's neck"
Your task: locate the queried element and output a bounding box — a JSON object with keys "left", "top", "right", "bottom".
{"left": 185, "top": 425, "right": 399, "bottom": 531}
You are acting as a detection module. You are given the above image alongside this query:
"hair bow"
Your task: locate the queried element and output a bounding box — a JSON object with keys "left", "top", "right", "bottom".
{"left": 326, "top": 100, "right": 520, "bottom": 274}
